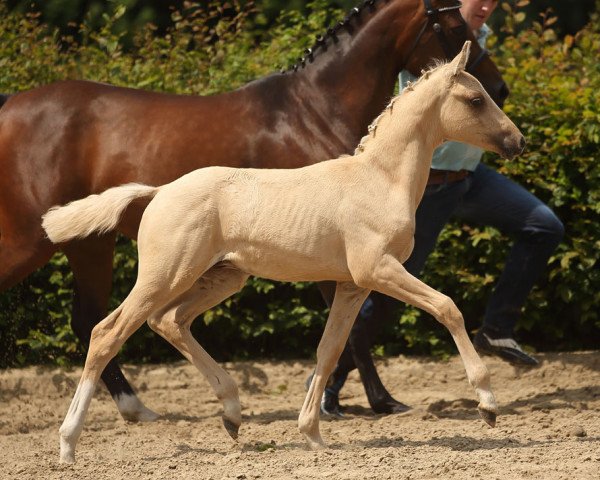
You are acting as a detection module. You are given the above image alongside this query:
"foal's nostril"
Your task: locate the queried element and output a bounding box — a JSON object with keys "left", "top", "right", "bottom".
{"left": 502, "top": 134, "right": 526, "bottom": 159}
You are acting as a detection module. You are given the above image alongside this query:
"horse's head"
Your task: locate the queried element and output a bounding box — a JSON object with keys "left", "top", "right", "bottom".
{"left": 437, "top": 41, "right": 524, "bottom": 159}
{"left": 402, "top": 0, "right": 509, "bottom": 108}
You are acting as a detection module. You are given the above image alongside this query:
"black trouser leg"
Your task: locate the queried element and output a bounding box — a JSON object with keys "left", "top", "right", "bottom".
{"left": 317, "top": 283, "right": 410, "bottom": 413}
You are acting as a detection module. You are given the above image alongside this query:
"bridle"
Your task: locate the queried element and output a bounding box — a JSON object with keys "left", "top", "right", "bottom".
{"left": 404, "top": 0, "right": 490, "bottom": 73}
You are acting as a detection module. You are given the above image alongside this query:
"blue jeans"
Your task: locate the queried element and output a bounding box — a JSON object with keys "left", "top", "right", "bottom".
{"left": 361, "top": 163, "right": 564, "bottom": 336}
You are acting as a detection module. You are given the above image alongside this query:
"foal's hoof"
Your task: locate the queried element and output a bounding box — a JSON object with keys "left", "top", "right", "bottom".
{"left": 223, "top": 417, "right": 240, "bottom": 440}
{"left": 303, "top": 432, "right": 326, "bottom": 451}
{"left": 59, "top": 437, "right": 76, "bottom": 464}
{"left": 59, "top": 452, "right": 76, "bottom": 465}
{"left": 478, "top": 407, "right": 497, "bottom": 428}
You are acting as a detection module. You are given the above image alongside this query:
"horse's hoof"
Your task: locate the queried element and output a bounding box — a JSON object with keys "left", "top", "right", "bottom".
{"left": 371, "top": 398, "right": 411, "bottom": 415}
{"left": 223, "top": 417, "right": 240, "bottom": 440}
{"left": 138, "top": 409, "right": 160, "bottom": 422}
{"left": 117, "top": 394, "right": 160, "bottom": 422}
{"left": 126, "top": 405, "right": 160, "bottom": 423}
{"left": 478, "top": 407, "right": 497, "bottom": 427}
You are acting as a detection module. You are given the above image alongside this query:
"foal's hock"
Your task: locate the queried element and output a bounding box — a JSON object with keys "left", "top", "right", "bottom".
{"left": 43, "top": 42, "right": 524, "bottom": 463}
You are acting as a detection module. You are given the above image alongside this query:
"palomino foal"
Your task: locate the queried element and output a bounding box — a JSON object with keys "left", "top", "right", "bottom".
{"left": 43, "top": 42, "right": 524, "bottom": 463}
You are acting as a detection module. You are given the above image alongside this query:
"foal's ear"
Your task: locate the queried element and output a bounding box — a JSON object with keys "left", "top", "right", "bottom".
{"left": 451, "top": 41, "right": 471, "bottom": 78}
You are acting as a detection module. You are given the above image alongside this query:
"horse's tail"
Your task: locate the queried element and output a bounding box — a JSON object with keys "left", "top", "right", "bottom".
{"left": 42, "top": 183, "right": 159, "bottom": 243}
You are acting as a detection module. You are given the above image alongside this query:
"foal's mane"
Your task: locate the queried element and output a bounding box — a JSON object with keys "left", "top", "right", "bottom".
{"left": 354, "top": 60, "right": 448, "bottom": 154}
{"left": 282, "top": 0, "right": 388, "bottom": 73}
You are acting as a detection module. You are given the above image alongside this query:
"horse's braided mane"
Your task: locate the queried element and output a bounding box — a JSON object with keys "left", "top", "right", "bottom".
{"left": 282, "top": 0, "right": 385, "bottom": 74}
{"left": 354, "top": 60, "right": 448, "bottom": 154}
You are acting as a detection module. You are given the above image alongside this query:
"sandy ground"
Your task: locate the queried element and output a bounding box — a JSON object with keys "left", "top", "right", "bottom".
{"left": 0, "top": 351, "right": 598, "bottom": 479}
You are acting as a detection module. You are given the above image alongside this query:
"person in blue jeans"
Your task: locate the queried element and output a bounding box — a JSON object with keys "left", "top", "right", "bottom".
{"left": 316, "top": 0, "right": 565, "bottom": 416}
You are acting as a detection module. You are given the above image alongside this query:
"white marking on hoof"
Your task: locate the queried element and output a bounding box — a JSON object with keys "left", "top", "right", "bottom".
{"left": 475, "top": 388, "right": 498, "bottom": 415}
{"left": 222, "top": 397, "right": 241, "bottom": 425}
{"left": 299, "top": 422, "right": 326, "bottom": 450}
{"left": 59, "top": 380, "right": 96, "bottom": 464}
{"left": 59, "top": 436, "right": 76, "bottom": 464}
{"left": 304, "top": 434, "right": 326, "bottom": 451}
{"left": 116, "top": 394, "right": 160, "bottom": 422}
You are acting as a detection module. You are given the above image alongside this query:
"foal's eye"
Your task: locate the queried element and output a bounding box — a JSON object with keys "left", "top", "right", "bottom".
{"left": 470, "top": 97, "right": 483, "bottom": 107}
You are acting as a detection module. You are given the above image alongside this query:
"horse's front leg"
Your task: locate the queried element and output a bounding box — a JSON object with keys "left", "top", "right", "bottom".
{"left": 299, "top": 282, "right": 370, "bottom": 449}
{"left": 354, "top": 253, "right": 498, "bottom": 427}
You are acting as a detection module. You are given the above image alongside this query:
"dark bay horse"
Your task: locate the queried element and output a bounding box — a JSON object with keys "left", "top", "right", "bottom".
{"left": 0, "top": 0, "right": 508, "bottom": 421}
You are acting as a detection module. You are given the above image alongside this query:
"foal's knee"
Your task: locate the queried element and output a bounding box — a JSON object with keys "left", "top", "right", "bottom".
{"left": 435, "top": 295, "right": 464, "bottom": 333}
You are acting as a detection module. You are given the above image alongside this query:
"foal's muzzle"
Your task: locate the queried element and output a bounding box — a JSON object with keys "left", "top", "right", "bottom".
{"left": 502, "top": 134, "right": 526, "bottom": 160}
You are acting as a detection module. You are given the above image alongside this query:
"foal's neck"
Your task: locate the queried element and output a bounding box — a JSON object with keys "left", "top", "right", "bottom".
{"left": 359, "top": 79, "right": 444, "bottom": 206}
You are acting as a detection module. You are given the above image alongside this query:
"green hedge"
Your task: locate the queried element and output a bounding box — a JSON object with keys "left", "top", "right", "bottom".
{"left": 0, "top": 1, "right": 598, "bottom": 367}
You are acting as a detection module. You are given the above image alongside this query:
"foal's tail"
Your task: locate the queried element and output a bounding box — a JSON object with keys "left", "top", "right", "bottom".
{"left": 42, "top": 183, "right": 159, "bottom": 243}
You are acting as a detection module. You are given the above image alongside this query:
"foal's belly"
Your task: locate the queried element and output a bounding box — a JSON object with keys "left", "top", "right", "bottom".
{"left": 223, "top": 246, "right": 353, "bottom": 283}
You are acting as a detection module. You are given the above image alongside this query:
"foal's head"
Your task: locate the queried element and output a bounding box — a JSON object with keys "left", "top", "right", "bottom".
{"left": 437, "top": 41, "right": 525, "bottom": 159}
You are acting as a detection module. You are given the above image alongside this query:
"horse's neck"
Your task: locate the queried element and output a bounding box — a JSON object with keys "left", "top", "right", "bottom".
{"left": 292, "top": 0, "right": 417, "bottom": 146}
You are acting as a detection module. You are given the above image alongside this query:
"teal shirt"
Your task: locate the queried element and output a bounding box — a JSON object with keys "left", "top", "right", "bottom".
{"left": 399, "top": 24, "right": 492, "bottom": 172}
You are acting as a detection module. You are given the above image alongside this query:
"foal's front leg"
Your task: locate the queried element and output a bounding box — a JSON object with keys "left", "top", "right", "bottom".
{"left": 355, "top": 254, "right": 497, "bottom": 426}
{"left": 298, "top": 282, "right": 370, "bottom": 449}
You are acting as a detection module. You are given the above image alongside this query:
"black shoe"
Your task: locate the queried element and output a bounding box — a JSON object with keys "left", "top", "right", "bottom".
{"left": 320, "top": 389, "right": 344, "bottom": 417}
{"left": 474, "top": 328, "right": 539, "bottom": 366}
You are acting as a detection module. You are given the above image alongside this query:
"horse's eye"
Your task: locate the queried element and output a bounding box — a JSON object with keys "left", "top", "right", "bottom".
{"left": 450, "top": 24, "right": 467, "bottom": 36}
{"left": 470, "top": 97, "right": 483, "bottom": 106}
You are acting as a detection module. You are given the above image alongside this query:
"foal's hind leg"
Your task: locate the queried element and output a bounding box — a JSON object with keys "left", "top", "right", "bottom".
{"left": 64, "top": 235, "right": 159, "bottom": 422}
{"left": 147, "top": 263, "right": 249, "bottom": 440}
{"left": 59, "top": 303, "right": 138, "bottom": 463}
{"left": 59, "top": 283, "right": 178, "bottom": 463}
{"left": 299, "top": 282, "right": 370, "bottom": 449}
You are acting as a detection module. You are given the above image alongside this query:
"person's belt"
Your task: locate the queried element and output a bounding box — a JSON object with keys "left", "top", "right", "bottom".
{"left": 427, "top": 169, "right": 470, "bottom": 185}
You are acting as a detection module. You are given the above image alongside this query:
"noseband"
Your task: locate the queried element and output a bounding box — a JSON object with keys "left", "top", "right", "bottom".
{"left": 405, "top": 0, "right": 489, "bottom": 73}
